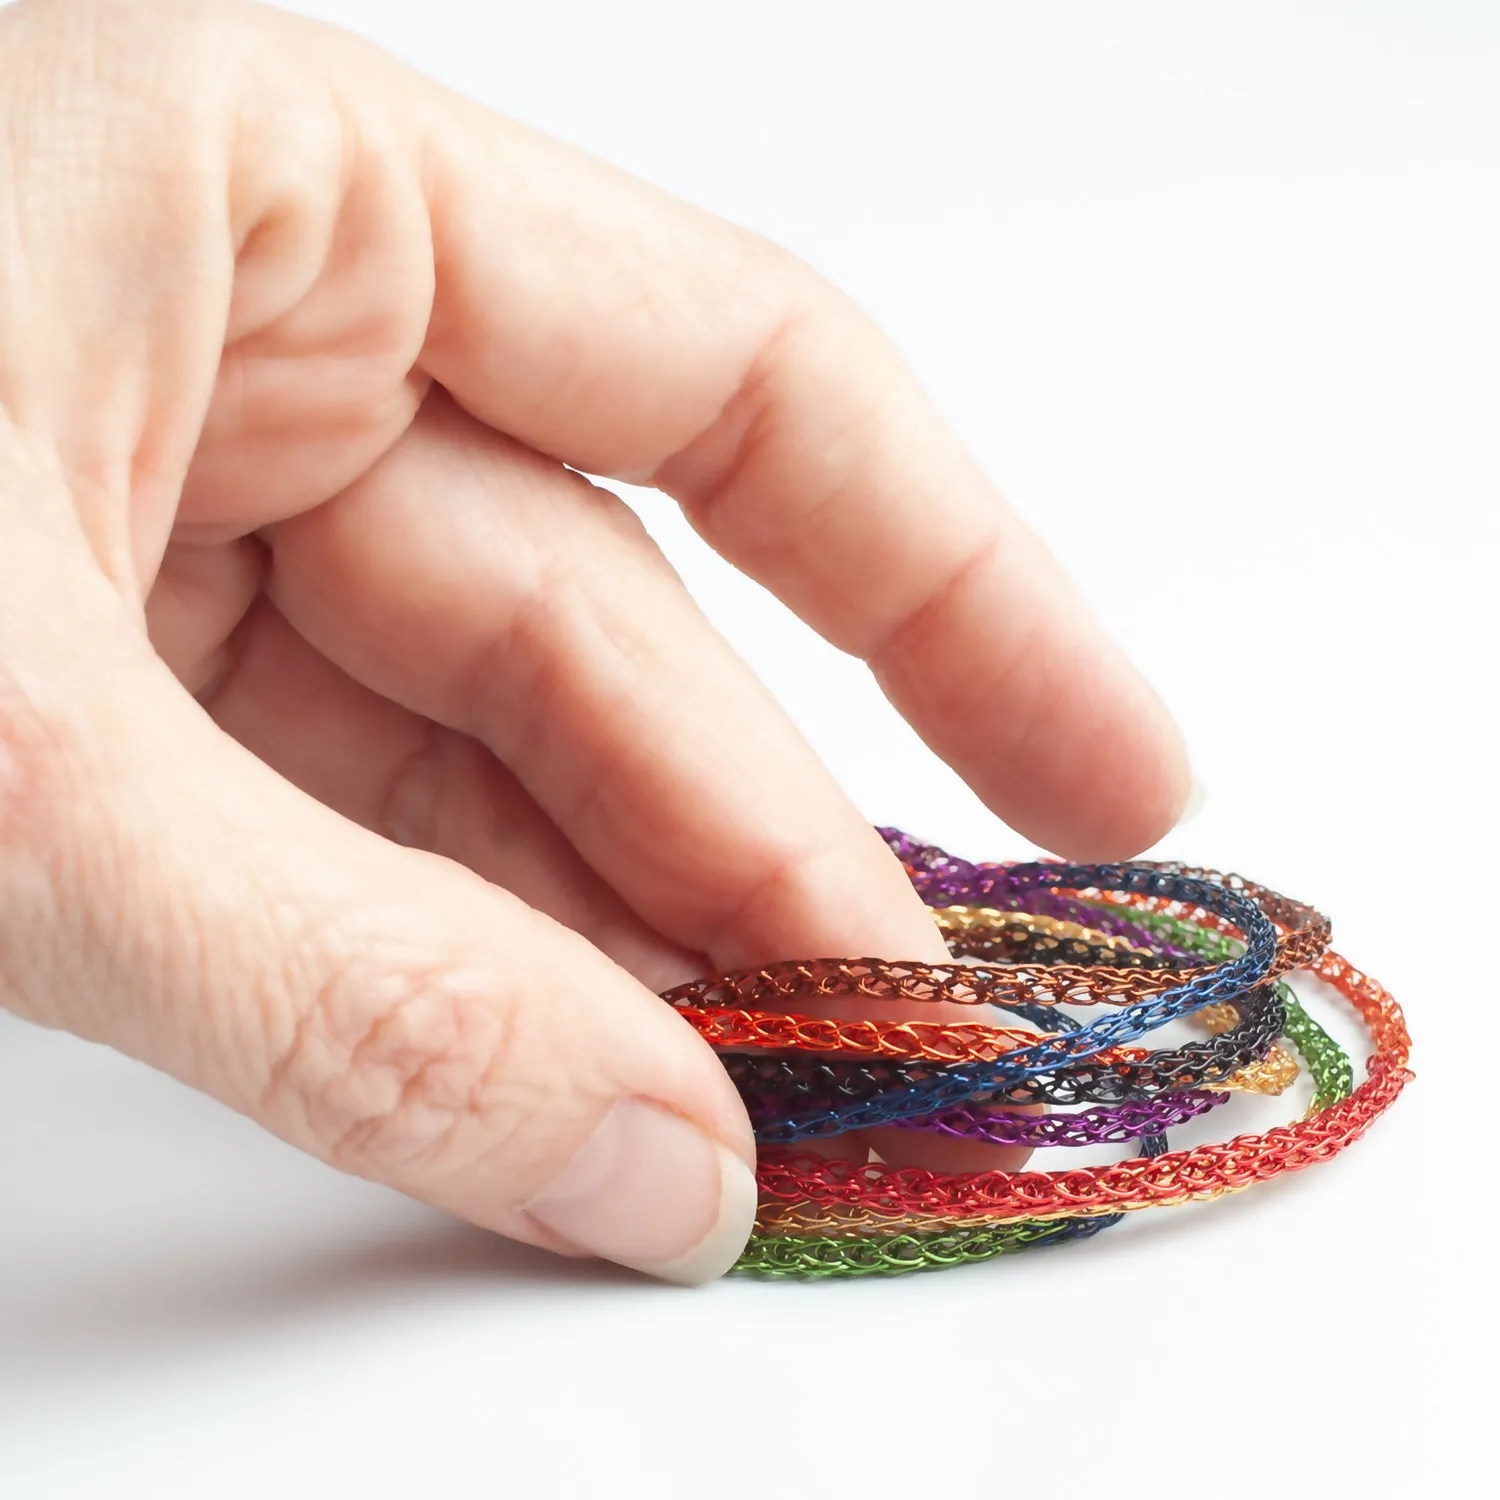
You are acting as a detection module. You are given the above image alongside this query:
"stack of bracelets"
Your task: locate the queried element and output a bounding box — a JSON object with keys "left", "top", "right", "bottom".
{"left": 659, "top": 829, "right": 1413, "bottom": 1279}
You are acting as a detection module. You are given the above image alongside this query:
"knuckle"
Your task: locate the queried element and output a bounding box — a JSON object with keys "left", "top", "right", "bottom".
{"left": 260, "top": 948, "right": 539, "bottom": 1184}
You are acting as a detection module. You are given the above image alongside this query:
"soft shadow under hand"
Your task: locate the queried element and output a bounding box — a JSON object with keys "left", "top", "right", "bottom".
{"left": 2, "top": 1215, "right": 637, "bottom": 1388}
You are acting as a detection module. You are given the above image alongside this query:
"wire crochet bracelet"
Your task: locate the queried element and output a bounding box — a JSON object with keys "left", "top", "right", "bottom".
{"left": 674, "top": 830, "right": 1412, "bottom": 1279}
{"left": 740, "top": 976, "right": 1351, "bottom": 1274}
{"left": 743, "top": 909, "right": 1228, "bottom": 1146}
{"left": 665, "top": 862, "right": 1310, "bottom": 1138}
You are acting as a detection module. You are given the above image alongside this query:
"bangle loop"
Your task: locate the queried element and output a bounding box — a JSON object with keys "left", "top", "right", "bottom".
{"left": 680, "top": 830, "right": 1412, "bottom": 1279}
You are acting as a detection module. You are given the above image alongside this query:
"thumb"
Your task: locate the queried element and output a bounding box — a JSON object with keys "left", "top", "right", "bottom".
{"left": 0, "top": 470, "right": 758, "bottom": 1286}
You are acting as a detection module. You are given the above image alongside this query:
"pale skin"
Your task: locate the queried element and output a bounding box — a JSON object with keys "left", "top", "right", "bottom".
{"left": 0, "top": 0, "right": 1190, "bottom": 1283}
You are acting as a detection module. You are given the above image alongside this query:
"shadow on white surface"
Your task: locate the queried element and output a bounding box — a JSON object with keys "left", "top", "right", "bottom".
{"left": 3, "top": 1216, "right": 637, "bottom": 1383}
{"left": 0, "top": 1013, "right": 642, "bottom": 1393}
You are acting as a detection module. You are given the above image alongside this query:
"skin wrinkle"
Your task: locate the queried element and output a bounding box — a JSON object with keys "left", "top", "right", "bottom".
{"left": 323, "top": 980, "right": 508, "bottom": 1179}
{"left": 224, "top": 67, "right": 345, "bottom": 337}
{"left": 660, "top": 292, "right": 906, "bottom": 591}
{"left": 654, "top": 302, "right": 808, "bottom": 538}
{"left": 871, "top": 526, "right": 1044, "bottom": 744}
{"left": 870, "top": 525, "right": 1013, "bottom": 673}
{"left": 255, "top": 925, "right": 514, "bottom": 1179}
{"left": 454, "top": 750, "right": 707, "bottom": 991}
{"left": 686, "top": 834, "right": 827, "bottom": 971}
{"left": 487, "top": 604, "right": 822, "bottom": 951}
{"left": 258, "top": 960, "right": 358, "bottom": 1150}
{"left": 659, "top": 293, "right": 987, "bottom": 660}
{"left": 450, "top": 748, "right": 704, "bottom": 991}
{"left": 192, "top": 846, "right": 320, "bottom": 1110}
{"left": 516, "top": 636, "right": 675, "bottom": 866}
{"left": 460, "top": 548, "right": 652, "bottom": 797}
{"left": 456, "top": 553, "right": 573, "bottom": 762}
{"left": 202, "top": 350, "right": 261, "bottom": 451}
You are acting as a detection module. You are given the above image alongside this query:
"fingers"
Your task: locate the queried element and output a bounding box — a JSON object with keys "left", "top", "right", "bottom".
{"left": 408, "top": 68, "right": 1191, "bottom": 857}
{"left": 265, "top": 391, "right": 953, "bottom": 973}
{"left": 1, "top": 489, "right": 757, "bottom": 1285}
{"left": 0, "top": 0, "right": 1183, "bottom": 856}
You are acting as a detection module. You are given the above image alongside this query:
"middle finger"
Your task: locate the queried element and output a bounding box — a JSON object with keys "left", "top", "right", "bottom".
{"left": 266, "top": 389, "right": 951, "bottom": 978}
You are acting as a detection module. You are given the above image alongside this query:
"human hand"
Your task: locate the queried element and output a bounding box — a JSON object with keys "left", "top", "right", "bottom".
{"left": 0, "top": 0, "right": 1189, "bottom": 1283}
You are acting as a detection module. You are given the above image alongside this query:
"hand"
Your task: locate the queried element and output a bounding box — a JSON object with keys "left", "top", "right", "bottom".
{"left": 0, "top": 0, "right": 1189, "bottom": 1283}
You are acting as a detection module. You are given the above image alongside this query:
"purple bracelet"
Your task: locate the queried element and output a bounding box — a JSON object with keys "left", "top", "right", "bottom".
{"left": 745, "top": 1087, "right": 1227, "bottom": 1147}
{"left": 878, "top": 828, "right": 1195, "bottom": 958}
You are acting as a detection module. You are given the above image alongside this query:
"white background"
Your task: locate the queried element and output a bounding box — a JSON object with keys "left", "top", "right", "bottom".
{"left": 3, "top": 2, "right": 1492, "bottom": 1495}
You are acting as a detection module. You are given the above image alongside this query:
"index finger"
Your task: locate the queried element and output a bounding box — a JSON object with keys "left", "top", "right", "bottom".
{"left": 412, "top": 83, "right": 1190, "bottom": 858}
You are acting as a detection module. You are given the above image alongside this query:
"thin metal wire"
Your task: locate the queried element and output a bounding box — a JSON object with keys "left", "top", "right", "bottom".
{"left": 689, "top": 832, "right": 1413, "bottom": 1279}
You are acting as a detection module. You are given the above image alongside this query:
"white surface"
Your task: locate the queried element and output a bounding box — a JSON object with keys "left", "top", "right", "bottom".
{"left": 3, "top": 2, "right": 1490, "bottom": 1495}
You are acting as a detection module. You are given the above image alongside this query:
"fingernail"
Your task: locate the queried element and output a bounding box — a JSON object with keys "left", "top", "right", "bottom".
{"left": 1178, "top": 776, "right": 1207, "bottom": 827}
{"left": 522, "top": 1101, "right": 758, "bottom": 1286}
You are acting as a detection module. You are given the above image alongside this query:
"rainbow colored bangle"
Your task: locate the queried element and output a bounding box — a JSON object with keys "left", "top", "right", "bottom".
{"left": 672, "top": 831, "right": 1412, "bottom": 1279}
